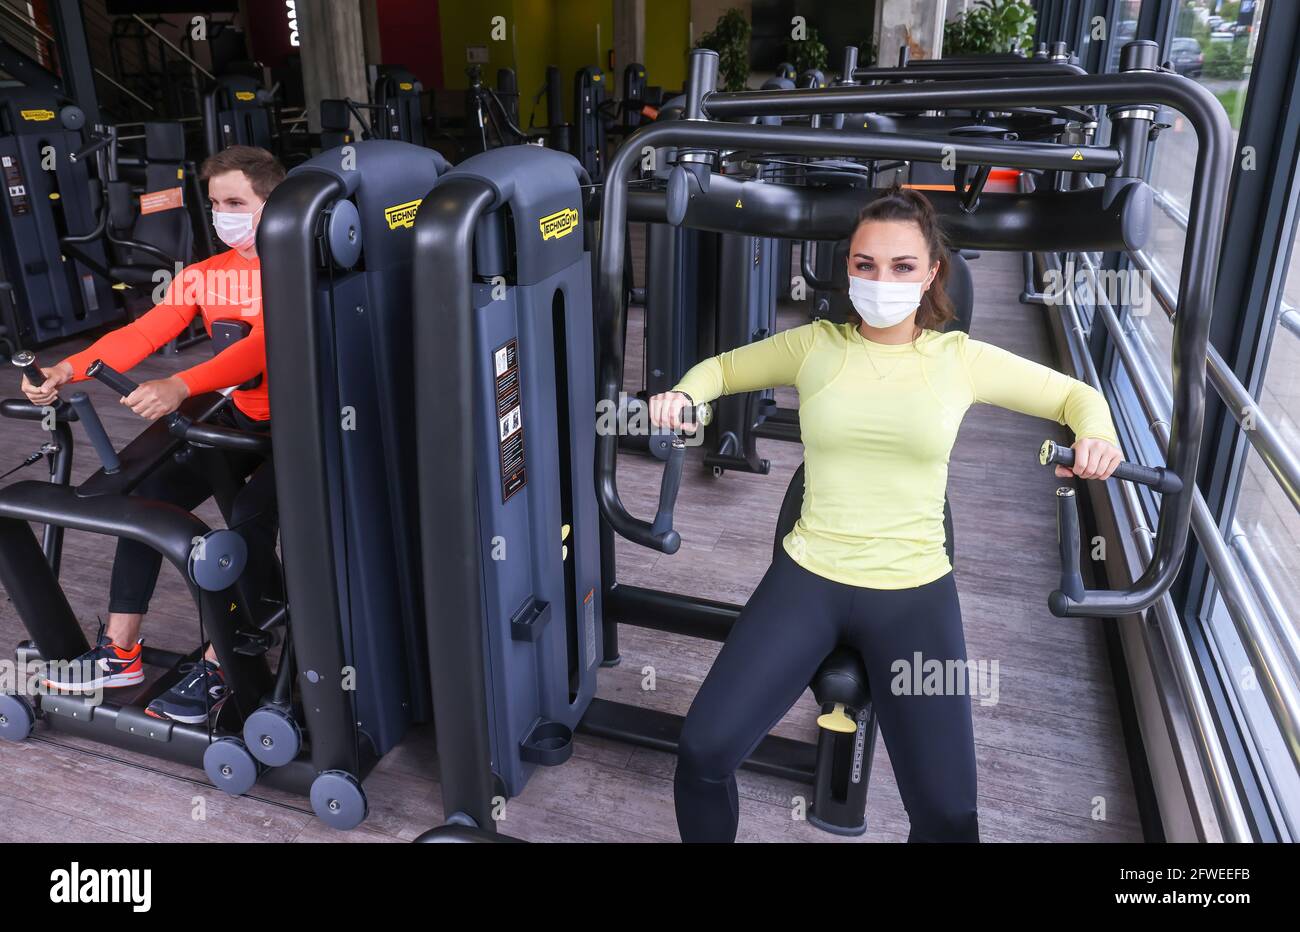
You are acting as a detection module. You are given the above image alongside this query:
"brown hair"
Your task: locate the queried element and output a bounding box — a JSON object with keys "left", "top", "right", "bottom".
{"left": 199, "top": 145, "right": 286, "bottom": 200}
{"left": 848, "top": 185, "right": 956, "bottom": 334}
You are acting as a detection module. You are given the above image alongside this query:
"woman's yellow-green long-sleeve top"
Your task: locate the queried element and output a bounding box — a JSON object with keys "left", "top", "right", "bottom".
{"left": 671, "top": 321, "right": 1120, "bottom": 590}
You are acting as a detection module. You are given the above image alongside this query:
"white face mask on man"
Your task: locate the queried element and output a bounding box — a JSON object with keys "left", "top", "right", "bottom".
{"left": 847, "top": 274, "right": 931, "bottom": 328}
{"left": 212, "top": 202, "right": 264, "bottom": 251}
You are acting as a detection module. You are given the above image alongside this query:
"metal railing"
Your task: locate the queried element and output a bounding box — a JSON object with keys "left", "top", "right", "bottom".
{"left": 0, "top": 1, "right": 155, "bottom": 113}
{"left": 1127, "top": 249, "right": 1300, "bottom": 518}
{"left": 1047, "top": 253, "right": 1251, "bottom": 840}
{"left": 1053, "top": 249, "right": 1300, "bottom": 838}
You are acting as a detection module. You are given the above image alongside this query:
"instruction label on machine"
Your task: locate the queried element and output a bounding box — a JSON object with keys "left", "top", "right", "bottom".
{"left": 2, "top": 155, "right": 30, "bottom": 216}
{"left": 494, "top": 338, "right": 526, "bottom": 502}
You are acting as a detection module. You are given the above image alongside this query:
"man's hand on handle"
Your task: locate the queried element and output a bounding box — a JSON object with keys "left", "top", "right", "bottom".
{"left": 20, "top": 360, "right": 73, "bottom": 407}
{"left": 122, "top": 376, "right": 190, "bottom": 421}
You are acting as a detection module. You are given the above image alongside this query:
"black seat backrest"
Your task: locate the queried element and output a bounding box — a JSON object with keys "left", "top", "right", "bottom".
{"left": 318, "top": 98, "right": 354, "bottom": 149}
{"left": 129, "top": 123, "right": 193, "bottom": 268}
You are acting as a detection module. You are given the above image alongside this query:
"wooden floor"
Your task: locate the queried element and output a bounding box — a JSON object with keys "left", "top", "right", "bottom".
{"left": 0, "top": 243, "right": 1142, "bottom": 843}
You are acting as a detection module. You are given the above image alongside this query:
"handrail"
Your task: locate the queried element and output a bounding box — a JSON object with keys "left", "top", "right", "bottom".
{"left": 0, "top": 2, "right": 156, "bottom": 112}
{"left": 1049, "top": 257, "right": 1251, "bottom": 840}
{"left": 1067, "top": 252, "right": 1300, "bottom": 799}
{"left": 130, "top": 14, "right": 214, "bottom": 81}
{"left": 1128, "top": 249, "right": 1300, "bottom": 516}
{"left": 595, "top": 60, "right": 1233, "bottom": 621}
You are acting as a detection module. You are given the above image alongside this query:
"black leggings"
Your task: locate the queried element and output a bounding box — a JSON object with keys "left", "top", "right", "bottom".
{"left": 674, "top": 545, "right": 979, "bottom": 843}
{"left": 108, "top": 406, "right": 278, "bottom": 616}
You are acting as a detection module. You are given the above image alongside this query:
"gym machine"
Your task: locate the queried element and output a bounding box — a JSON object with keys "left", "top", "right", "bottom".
{"left": 0, "top": 340, "right": 306, "bottom": 805}
{"left": 0, "top": 88, "right": 120, "bottom": 352}
{"left": 600, "top": 37, "right": 1229, "bottom": 658}
{"left": 372, "top": 65, "right": 425, "bottom": 146}
{"left": 202, "top": 73, "right": 276, "bottom": 157}
{"left": 256, "top": 139, "right": 453, "bottom": 827}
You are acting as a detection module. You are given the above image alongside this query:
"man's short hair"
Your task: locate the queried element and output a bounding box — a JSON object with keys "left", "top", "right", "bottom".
{"left": 199, "top": 145, "right": 286, "bottom": 200}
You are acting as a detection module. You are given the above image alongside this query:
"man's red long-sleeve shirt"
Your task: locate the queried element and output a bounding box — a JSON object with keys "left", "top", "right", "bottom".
{"left": 63, "top": 249, "right": 269, "bottom": 420}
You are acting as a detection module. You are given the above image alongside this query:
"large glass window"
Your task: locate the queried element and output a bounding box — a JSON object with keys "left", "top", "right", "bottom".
{"left": 1106, "top": 0, "right": 1143, "bottom": 73}
{"left": 1133, "top": 0, "right": 1266, "bottom": 391}
{"left": 1227, "top": 208, "right": 1300, "bottom": 634}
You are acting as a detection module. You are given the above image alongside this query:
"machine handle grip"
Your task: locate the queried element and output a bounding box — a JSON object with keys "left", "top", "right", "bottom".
{"left": 1050, "top": 488, "right": 1085, "bottom": 614}
{"left": 1038, "top": 439, "right": 1182, "bottom": 494}
{"left": 70, "top": 132, "right": 113, "bottom": 163}
{"left": 624, "top": 397, "right": 712, "bottom": 438}
{"left": 87, "top": 358, "right": 188, "bottom": 430}
{"left": 616, "top": 398, "right": 711, "bottom": 554}
{"left": 86, "top": 359, "right": 140, "bottom": 398}
{"left": 67, "top": 391, "right": 120, "bottom": 474}
{"left": 649, "top": 438, "right": 686, "bottom": 553}
{"left": 11, "top": 351, "right": 62, "bottom": 410}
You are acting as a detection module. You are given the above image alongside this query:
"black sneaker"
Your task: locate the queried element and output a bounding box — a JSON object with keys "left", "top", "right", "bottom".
{"left": 145, "top": 660, "right": 228, "bottom": 724}
{"left": 41, "top": 623, "right": 144, "bottom": 692}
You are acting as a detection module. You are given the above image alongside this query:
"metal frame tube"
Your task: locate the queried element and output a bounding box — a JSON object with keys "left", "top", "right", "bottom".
{"left": 412, "top": 176, "right": 501, "bottom": 832}
{"left": 596, "top": 68, "right": 1232, "bottom": 621}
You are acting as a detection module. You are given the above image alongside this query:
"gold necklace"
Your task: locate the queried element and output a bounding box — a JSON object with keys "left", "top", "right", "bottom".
{"left": 859, "top": 327, "right": 918, "bottom": 381}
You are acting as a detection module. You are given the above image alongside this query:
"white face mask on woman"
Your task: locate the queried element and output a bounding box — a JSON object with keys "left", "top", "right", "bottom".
{"left": 847, "top": 275, "right": 930, "bottom": 328}
{"left": 213, "top": 202, "right": 264, "bottom": 251}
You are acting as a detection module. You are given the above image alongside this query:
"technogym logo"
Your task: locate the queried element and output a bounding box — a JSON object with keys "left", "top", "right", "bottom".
{"left": 49, "top": 863, "right": 151, "bottom": 912}
{"left": 539, "top": 207, "right": 579, "bottom": 241}
{"left": 384, "top": 198, "right": 422, "bottom": 230}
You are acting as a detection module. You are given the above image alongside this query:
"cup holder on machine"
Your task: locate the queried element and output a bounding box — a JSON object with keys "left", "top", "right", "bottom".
{"left": 519, "top": 719, "right": 574, "bottom": 766}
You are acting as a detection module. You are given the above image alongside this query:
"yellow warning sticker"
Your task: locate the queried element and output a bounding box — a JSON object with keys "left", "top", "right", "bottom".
{"left": 539, "top": 206, "right": 579, "bottom": 240}
{"left": 384, "top": 198, "right": 423, "bottom": 229}
{"left": 1071, "top": 149, "right": 1084, "bottom": 161}
{"left": 735, "top": 199, "right": 743, "bottom": 208}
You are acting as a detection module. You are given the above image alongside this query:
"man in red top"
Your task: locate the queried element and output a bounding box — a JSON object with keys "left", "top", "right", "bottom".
{"left": 21, "top": 145, "right": 284, "bottom": 723}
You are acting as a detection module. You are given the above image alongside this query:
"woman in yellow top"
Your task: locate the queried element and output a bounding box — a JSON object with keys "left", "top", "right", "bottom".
{"left": 650, "top": 186, "right": 1122, "bottom": 843}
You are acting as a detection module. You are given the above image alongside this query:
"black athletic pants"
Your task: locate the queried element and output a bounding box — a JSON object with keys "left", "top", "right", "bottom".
{"left": 108, "top": 406, "right": 278, "bottom": 616}
{"left": 674, "top": 545, "right": 980, "bottom": 843}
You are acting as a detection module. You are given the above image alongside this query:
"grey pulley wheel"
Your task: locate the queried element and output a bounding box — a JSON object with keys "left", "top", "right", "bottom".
{"left": 310, "top": 770, "right": 368, "bottom": 830}
{"left": 242, "top": 705, "right": 302, "bottom": 768}
{"left": 203, "top": 737, "right": 259, "bottom": 795}
{"left": 0, "top": 694, "right": 35, "bottom": 741}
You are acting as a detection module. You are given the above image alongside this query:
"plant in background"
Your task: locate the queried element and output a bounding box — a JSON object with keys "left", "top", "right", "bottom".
{"left": 1203, "top": 37, "right": 1250, "bottom": 80}
{"left": 943, "top": 0, "right": 1036, "bottom": 56}
{"left": 696, "top": 8, "right": 752, "bottom": 92}
{"left": 785, "top": 24, "right": 829, "bottom": 77}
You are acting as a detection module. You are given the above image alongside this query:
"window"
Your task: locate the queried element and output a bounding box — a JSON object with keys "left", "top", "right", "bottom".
{"left": 1226, "top": 209, "right": 1300, "bottom": 635}
{"left": 1106, "top": 0, "right": 1143, "bottom": 73}
{"left": 1131, "top": 0, "right": 1266, "bottom": 394}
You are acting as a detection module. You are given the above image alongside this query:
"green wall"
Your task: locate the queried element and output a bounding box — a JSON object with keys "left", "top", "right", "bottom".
{"left": 644, "top": 0, "right": 690, "bottom": 93}
{"left": 443, "top": 0, "right": 704, "bottom": 123}
{"left": 437, "top": 3, "right": 519, "bottom": 90}
{"left": 552, "top": 0, "right": 614, "bottom": 122}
